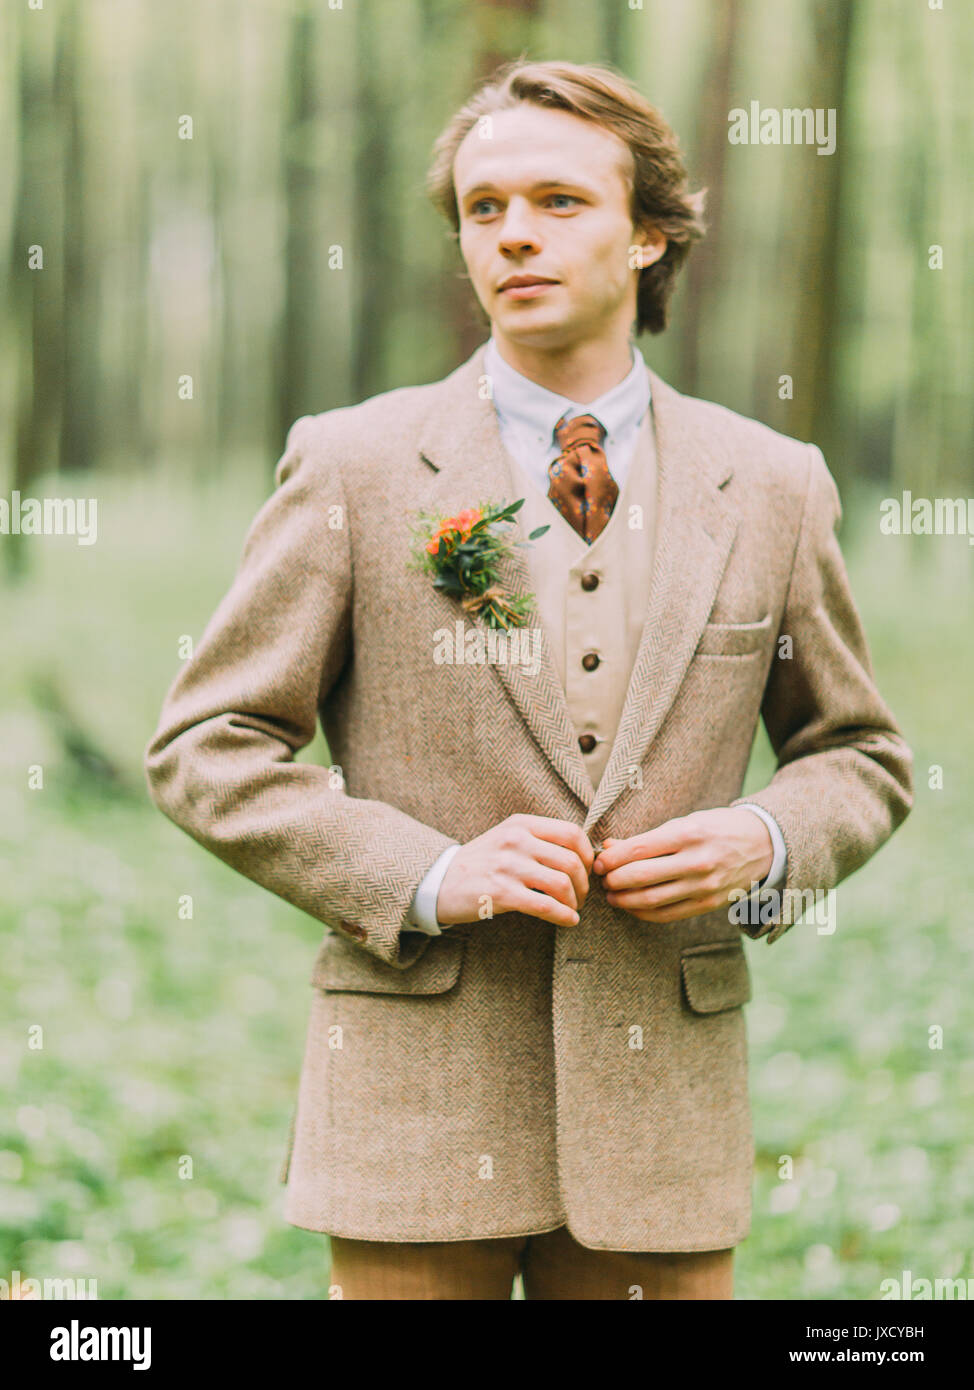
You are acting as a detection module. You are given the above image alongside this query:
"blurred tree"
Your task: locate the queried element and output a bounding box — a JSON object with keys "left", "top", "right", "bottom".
{"left": 678, "top": 0, "right": 743, "bottom": 397}
{"left": 603, "top": 0, "right": 626, "bottom": 72}
{"left": 350, "top": 0, "right": 404, "bottom": 403}
{"left": 2, "top": 0, "right": 970, "bottom": 514}
{"left": 472, "top": 0, "right": 541, "bottom": 89}
{"left": 438, "top": 0, "right": 545, "bottom": 364}
{"left": 280, "top": 4, "right": 322, "bottom": 440}
{"left": 8, "top": 6, "right": 63, "bottom": 578}
{"left": 788, "top": 0, "right": 854, "bottom": 458}
{"left": 58, "top": 0, "right": 94, "bottom": 476}
{"left": 891, "top": 8, "right": 959, "bottom": 503}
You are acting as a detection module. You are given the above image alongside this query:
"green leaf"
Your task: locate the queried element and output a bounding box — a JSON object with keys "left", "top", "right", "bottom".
{"left": 489, "top": 499, "right": 523, "bottom": 522}
{"left": 432, "top": 574, "right": 463, "bottom": 594}
{"left": 527, "top": 524, "right": 550, "bottom": 540}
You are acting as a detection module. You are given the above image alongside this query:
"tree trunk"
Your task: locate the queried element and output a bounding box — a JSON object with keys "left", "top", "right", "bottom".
{"left": 57, "top": 0, "right": 95, "bottom": 475}
{"left": 279, "top": 3, "right": 322, "bottom": 439}
{"left": 677, "top": 0, "right": 742, "bottom": 396}
{"left": 440, "top": 0, "right": 543, "bottom": 366}
{"left": 8, "top": 8, "right": 64, "bottom": 578}
{"left": 787, "top": 0, "right": 855, "bottom": 462}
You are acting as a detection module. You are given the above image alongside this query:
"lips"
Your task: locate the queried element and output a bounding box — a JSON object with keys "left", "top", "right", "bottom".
{"left": 498, "top": 275, "right": 559, "bottom": 291}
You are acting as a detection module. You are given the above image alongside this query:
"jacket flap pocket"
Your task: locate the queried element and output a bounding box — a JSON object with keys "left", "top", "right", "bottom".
{"left": 696, "top": 613, "right": 771, "bottom": 657}
{"left": 310, "top": 930, "right": 466, "bottom": 995}
{"left": 680, "top": 940, "right": 752, "bottom": 1013}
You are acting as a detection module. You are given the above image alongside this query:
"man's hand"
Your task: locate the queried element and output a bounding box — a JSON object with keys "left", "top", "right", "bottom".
{"left": 591, "top": 808, "right": 774, "bottom": 924}
{"left": 435, "top": 814, "right": 594, "bottom": 927}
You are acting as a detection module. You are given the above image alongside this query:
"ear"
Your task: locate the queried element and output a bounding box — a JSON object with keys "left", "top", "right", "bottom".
{"left": 633, "top": 222, "right": 667, "bottom": 269}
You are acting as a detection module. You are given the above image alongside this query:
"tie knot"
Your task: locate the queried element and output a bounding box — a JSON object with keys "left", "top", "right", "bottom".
{"left": 554, "top": 413, "right": 605, "bottom": 451}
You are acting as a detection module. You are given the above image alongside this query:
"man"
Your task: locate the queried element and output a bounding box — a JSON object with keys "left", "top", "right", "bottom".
{"left": 145, "top": 59, "right": 913, "bottom": 1300}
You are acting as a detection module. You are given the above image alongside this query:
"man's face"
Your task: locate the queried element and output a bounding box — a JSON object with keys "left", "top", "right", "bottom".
{"left": 453, "top": 103, "right": 660, "bottom": 350}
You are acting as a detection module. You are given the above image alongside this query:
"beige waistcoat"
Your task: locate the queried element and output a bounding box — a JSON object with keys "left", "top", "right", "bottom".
{"left": 510, "top": 406, "right": 659, "bottom": 789}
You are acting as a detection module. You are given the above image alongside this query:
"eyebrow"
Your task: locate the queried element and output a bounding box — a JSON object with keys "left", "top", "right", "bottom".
{"left": 459, "top": 178, "right": 598, "bottom": 204}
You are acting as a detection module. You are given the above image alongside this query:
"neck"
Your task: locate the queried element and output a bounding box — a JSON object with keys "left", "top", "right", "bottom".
{"left": 491, "top": 324, "right": 635, "bottom": 404}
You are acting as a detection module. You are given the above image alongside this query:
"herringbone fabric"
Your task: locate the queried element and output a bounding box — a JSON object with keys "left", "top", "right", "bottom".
{"left": 144, "top": 339, "right": 913, "bottom": 1250}
{"left": 548, "top": 412, "right": 617, "bottom": 542}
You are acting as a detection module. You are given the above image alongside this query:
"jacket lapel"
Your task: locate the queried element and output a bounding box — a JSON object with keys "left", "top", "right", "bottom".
{"left": 416, "top": 343, "right": 739, "bottom": 832}
{"left": 417, "top": 343, "right": 595, "bottom": 810}
{"left": 581, "top": 369, "right": 738, "bottom": 836}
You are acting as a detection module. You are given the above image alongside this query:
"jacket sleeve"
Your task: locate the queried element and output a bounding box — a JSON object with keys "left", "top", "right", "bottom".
{"left": 143, "top": 414, "right": 459, "bottom": 969}
{"left": 729, "top": 443, "right": 914, "bottom": 944}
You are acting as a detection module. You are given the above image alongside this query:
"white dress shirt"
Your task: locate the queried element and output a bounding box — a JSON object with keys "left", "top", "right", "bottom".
{"left": 407, "top": 337, "right": 787, "bottom": 932}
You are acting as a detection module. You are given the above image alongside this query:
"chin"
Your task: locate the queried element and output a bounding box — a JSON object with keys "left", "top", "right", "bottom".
{"left": 504, "top": 320, "right": 581, "bottom": 349}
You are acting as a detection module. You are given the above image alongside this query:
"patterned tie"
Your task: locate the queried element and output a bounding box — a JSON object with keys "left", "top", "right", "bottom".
{"left": 547, "top": 413, "right": 618, "bottom": 544}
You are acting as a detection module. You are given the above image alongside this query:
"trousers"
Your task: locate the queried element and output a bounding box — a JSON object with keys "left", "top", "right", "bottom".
{"left": 327, "top": 1224, "right": 735, "bottom": 1300}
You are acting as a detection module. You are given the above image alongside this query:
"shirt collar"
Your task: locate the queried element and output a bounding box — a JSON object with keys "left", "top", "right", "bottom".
{"left": 484, "top": 334, "right": 651, "bottom": 446}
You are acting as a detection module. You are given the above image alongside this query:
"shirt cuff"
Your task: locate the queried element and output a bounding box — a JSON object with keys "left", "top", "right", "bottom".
{"left": 406, "top": 844, "right": 462, "bottom": 934}
{"left": 735, "top": 803, "right": 787, "bottom": 892}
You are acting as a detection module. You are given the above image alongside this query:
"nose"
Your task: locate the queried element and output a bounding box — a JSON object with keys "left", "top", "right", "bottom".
{"left": 497, "top": 196, "right": 542, "bottom": 256}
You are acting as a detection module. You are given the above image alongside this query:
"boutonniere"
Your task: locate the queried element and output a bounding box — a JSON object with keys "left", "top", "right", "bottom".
{"left": 409, "top": 499, "right": 549, "bottom": 630}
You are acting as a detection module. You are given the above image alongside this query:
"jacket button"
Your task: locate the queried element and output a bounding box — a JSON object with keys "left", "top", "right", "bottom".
{"left": 581, "top": 651, "right": 600, "bottom": 671}
{"left": 578, "top": 733, "right": 597, "bottom": 753}
{"left": 580, "top": 572, "right": 599, "bottom": 591}
{"left": 339, "top": 920, "right": 367, "bottom": 941}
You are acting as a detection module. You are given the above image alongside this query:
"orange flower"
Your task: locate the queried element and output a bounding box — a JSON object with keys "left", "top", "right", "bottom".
{"left": 425, "top": 507, "right": 484, "bottom": 554}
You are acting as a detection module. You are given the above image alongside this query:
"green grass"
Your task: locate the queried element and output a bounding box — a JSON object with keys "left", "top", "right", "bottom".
{"left": 1, "top": 470, "right": 971, "bottom": 1299}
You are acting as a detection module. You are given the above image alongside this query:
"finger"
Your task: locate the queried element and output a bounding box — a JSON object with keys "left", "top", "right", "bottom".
{"left": 622, "top": 893, "right": 719, "bottom": 924}
{"left": 605, "top": 880, "right": 697, "bottom": 910}
{"left": 518, "top": 857, "right": 580, "bottom": 912}
{"left": 527, "top": 837, "right": 591, "bottom": 906}
{"left": 521, "top": 816, "right": 595, "bottom": 871}
{"left": 594, "top": 818, "right": 697, "bottom": 871}
{"left": 600, "top": 845, "right": 705, "bottom": 889}
{"left": 593, "top": 836, "right": 615, "bottom": 864}
{"left": 607, "top": 885, "right": 727, "bottom": 917}
{"left": 601, "top": 853, "right": 701, "bottom": 893}
{"left": 513, "top": 886, "right": 580, "bottom": 927}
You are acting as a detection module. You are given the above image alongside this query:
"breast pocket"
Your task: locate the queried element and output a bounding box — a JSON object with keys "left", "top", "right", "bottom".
{"left": 695, "top": 612, "right": 772, "bottom": 658}
{"left": 309, "top": 930, "right": 466, "bottom": 995}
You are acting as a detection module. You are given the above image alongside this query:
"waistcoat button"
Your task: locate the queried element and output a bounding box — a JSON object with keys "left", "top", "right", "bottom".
{"left": 578, "top": 733, "right": 597, "bottom": 753}
{"left": 580, "top": 572, "right": 600, "bottom": 591}
{"left": 581, "top": 651, "right": 600, "bottom": 671}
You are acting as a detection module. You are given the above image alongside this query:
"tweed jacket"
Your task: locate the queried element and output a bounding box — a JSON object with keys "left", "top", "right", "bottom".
{"left": 144, "top": 340, "right": 913, "bottom": 1251}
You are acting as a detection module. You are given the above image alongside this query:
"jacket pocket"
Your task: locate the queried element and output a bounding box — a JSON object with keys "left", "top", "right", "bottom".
{"left": 309, "top": 929, "right": 466, "bottom": 995}
{"left": 680, "top": 939, "right": 752, "bottom": 1013}
{"left": 695, "top": 612, "right": 771, "bottom": 657}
